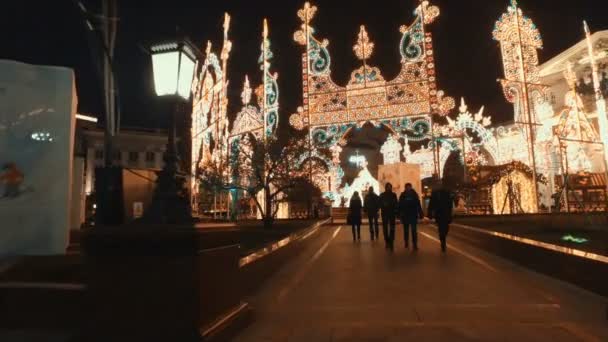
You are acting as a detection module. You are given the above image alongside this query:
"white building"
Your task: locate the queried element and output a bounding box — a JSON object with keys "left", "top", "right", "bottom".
{"left": 81, "top": 126, "right": 168, "bottom": 196}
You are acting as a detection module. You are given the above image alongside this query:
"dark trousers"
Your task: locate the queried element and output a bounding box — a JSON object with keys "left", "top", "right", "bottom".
{"left": 437, "top": 221, "right": 450, "bottom": 250}
{"left": 351, "top": 223, "right": 361, "bottom": 241}
{"left": 368, "top": 213, "right": 379, "bottom": 240}
{"left": 381, "top": 215, "right": 396, "bottom": 247}
{"left": 402, "top": 218, "right": 418, "bottom": 248}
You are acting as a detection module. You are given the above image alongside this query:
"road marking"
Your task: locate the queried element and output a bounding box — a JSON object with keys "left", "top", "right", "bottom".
{"left": 419, "top": 230, "right": 498, "bottom": 273}
{"left": 453, "top": 223, "right": 608, "bottom": 265}
{"left": 277, "top": 226, "right": 342, "bottom": 302}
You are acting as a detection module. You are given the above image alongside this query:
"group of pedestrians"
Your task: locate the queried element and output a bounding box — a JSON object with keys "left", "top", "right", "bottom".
{"left": 347, "top": 181, "right": 453, "bottom": 253}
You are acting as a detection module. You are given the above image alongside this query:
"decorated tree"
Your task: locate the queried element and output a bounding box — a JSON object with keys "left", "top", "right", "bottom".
{"left": 199, "top": 135, "right": 325, "bottom": 228}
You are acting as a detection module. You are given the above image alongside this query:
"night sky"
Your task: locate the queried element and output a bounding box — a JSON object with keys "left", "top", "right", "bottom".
{"left": 2, "top": 0, "right": 606, "bottom": 132}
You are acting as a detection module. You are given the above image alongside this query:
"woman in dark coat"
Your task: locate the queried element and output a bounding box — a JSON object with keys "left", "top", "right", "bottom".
{"left": 349, "top": 191, "right": 363, "bottom": 242}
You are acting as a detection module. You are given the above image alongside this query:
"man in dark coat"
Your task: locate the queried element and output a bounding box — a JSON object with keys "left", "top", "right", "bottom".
{"left": 364, "top": 186, "right": 380, "bottom": 241}
{"left": 379, "top": 182, "right": 399, "bottom": 250}
{"left": 427, "top": 181, "right": 454, "bottom": 253}
{"left": 398, "top": 183, "right": 424, "bottom": 250}
{"left": 348, "top": 192, "right": 363, "bottom": 242}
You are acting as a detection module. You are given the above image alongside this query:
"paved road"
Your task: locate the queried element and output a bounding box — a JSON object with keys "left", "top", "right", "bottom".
{"left": 234, "top": 224, "right": 608, "bottom": 341}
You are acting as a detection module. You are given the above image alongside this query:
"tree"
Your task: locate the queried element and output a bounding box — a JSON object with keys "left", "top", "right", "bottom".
{"left": 199, "top": 134, "right": 325, "bottom": 228}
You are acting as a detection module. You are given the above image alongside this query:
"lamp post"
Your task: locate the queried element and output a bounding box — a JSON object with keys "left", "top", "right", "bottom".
{"left": 145, "top": 38, "right": 198, "bottom": 224}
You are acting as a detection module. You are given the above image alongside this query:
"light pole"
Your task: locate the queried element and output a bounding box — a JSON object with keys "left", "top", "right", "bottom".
{"left": 145, "top": 38, "right": 199, "bottom": 224}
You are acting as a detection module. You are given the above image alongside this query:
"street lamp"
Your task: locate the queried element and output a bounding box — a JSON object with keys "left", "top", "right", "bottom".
{"left": 151, "top": 41, "right": 197, "bottom": 99}
{"left": 145, "top": 38, "right": 198, "bottom": 224}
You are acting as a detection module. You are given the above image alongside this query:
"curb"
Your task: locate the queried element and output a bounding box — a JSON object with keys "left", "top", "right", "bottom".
{"left": 452, "top": 223, "right": 608, "bottom": 265}
{"left": 239, "top": 218, "right": 331, "bottom": 267}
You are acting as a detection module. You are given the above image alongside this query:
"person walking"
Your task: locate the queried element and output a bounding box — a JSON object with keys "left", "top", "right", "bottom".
{"left": 398, "top": 183, "right": 424, "bottom": 250}
{"left": 427, "top": 181, "right": 454, "bottom": 253}
{"left": 379, "top": 183, "right": 398, "bottom": 250}
{"left": 364, "top": 186, "right": 380, "bottom": 241}
{"left": 348, "top": 191, "right": 363, "bottom": 242}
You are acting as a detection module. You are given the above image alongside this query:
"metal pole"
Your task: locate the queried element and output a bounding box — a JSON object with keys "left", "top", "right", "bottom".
{"left": 101, "top": 0, "right": 117, "bottom": 168}
{"left": 514, "top": 2, "right": 540, "bottom": 212}
{"left": 558, "top": 138, "right": 569, "bottom": 212}
{"left": 461, "top": 135, "right": 467, "bottom": 183}
{"left": 563, "top": 140, "right": 571, "bottom": 213}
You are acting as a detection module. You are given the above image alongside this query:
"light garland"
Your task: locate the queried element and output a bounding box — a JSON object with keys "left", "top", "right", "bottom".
{"left": 289, "top": 0, "right": 454, "bottom": 133}
{"left": 380, "top": 135, "right": 403, "bottom": 165}
{"left": 191, "top": 14, "right": 232, "bottom": 212}
{"left": 230, "top": 19, "right": 280, "bottom": 141}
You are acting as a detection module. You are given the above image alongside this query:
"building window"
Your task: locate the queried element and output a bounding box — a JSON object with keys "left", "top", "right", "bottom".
{"left": 113, "top": 151, "right": 122, "bottom": 161}
{"left": 94, "top": 150, "right": 104, "bottom": 160}
{"left": 145, "top": 151, "right": 156, "bottom": 163}
{"left": 128, "top": 152, "right": 139, "bottom": 164}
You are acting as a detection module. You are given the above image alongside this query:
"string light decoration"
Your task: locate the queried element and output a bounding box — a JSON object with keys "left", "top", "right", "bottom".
{"left": 230, "top": 76, "right": 264, "bottom": 140}
{"left": 445, "top": 98, "right": 498, "bottom": 165}
{"left": 583, "top": 21, "right": 608, "bottom": 170}
{"left": 288, "top": 1, "right": 454, "bottom": 205}
{"left": 289, "top": 0, "right": 454, "bottom": 130}
{"left": 557, "top": 63, "right": 599, "bottom": 142}
{"left": 380, "top": 135, "right": 403, "bottom": 165}
{"left": 191, "top": 13, "right": 232, "bottom": 213}
{"left": 493, "top": 0, "right": 545, "bottom": 212}
{"left": 260, "top": 19, "right": 280, "bottom": 138}
{"left": 354, "top": 25, "right": 374, "bottom": 62}
{"left": 230, "top": 19, "right": 280, "bottom": 141}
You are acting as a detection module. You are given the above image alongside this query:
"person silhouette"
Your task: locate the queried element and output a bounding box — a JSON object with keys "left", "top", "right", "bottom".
{"left": 364, "top": 186, "right": 380, "bottom": 241}
{"left": 379, "top": 183, "right": 398, "bottom": 251}
{"left": 348, "top": 192, "right": 363, "bottom": 242}
{"left": 398, "top": 183, "right": 424, "bottom": 250}
{"left": 428, "top": 180, "right": 454, "bottom": 253}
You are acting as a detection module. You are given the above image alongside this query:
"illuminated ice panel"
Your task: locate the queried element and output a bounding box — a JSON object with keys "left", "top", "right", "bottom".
{"left": 0, "top": 60, "right": 76, "bottom": 257}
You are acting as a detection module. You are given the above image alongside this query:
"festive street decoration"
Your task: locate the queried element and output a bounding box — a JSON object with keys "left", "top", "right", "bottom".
{"left": 191, "top": 13, "right": 232, "bottom": 213}
{"left": 230, "top": 19, "right": 280, "bottom": 141}
{"left": 380, "top": 135, "right": 403, "bottom": 165}
{"left": 583, "top": 21, "right": 608, "bottom": 171}
{"left": 288, "top": 0, "right": 454, "bottom": 205}
{"left": 289, "top": 0, "right": 454, "bottom": 130}
{"left": 494, "top": 0, "right": 546, "bottom": 212}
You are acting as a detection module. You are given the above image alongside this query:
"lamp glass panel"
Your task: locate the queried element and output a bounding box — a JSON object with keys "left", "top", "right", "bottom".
{"left": 177, "top": 52, "right": 196, "bottom": 99}
{"left": 152, "top": 51, "right": 179, "bottom": 96}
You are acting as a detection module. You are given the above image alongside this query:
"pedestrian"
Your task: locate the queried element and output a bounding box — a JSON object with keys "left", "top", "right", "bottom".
{"left": 427, "top": 180, "right": 454, "bottom": 253}
{"left": 398, "top": 183, "right": 424, "bottom": 250}
{"left": 364, "top": 186, "right": 380, "bottom": 241}
{"left": 379, "top": 183, "right": 398, "bottom": 250}
{"left": 348, "top": 191, "right": 363, "bottom": 242}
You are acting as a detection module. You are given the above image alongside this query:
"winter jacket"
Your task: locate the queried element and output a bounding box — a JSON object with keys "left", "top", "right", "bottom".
{"left": 349, "top": 197, "right": 363, "bottom": 225}
{"left": 379, "top": 191, "right": 398, "bottom": 218}
{"left": 364, "top": 192, "right": 380, "bottom": 216}
{"left": 398, "top": 189, "right": 423, "bottom": 221}
{"left": 428, "top": 189, "right": 454, "bottom": 224}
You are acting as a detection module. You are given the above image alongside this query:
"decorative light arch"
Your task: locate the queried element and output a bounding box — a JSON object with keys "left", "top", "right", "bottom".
{"left": 191, "top": 13, "right": 232, "bottom": 213}
{"left": 229, "top": 19, "right": 280, "bottom": 142}
{"left": 287, "top": 1, "right": 456, "bottom": 205}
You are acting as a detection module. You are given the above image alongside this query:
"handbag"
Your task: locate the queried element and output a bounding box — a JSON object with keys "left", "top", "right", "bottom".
{"left": 346, "top": 210, "right": 352, "bottom": 225}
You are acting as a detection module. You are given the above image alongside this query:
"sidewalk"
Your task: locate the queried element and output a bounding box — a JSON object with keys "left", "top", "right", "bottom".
{"left": 235, "top": 224, "right": 608, "bottom": 341}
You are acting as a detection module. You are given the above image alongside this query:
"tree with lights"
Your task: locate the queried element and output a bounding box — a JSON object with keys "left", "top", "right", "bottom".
{"left": 199, "top": 135, "right": 325, "bottom": 228}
